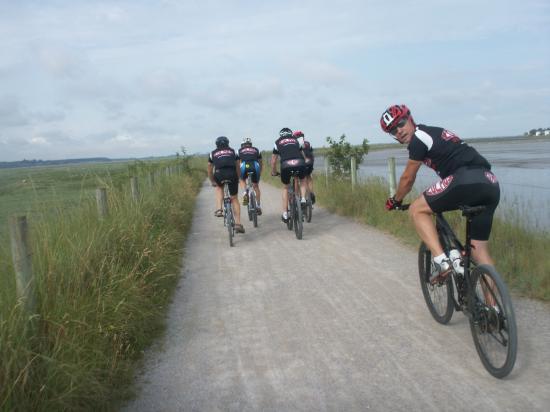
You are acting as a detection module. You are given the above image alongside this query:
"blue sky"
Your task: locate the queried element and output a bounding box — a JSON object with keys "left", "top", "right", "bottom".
{"left": 0, "top": 0, "right": 549, "bottom": 161}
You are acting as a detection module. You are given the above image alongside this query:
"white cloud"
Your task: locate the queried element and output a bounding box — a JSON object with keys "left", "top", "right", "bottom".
{"left": 0, "top": 0, "right": 548, "bottom": 160}
{"left": 30, "top": 136, "right": 49, "bottom": 145}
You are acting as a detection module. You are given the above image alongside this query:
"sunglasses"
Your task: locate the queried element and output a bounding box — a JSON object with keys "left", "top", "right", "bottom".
{"left": 389, "top": 117, "right": 408, "bottom": 135}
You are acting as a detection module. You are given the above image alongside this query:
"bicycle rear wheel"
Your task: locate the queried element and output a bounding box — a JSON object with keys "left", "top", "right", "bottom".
{"left": 418, "top": 242, "right": 454, "bottom": 324}
{"left": 250, "top": 191, "right": 258, "bottom": 228}
{"left": 225, "top": 205, "right": 234, "bottom": 247}
{"left": 294, "top": 195, "right": 303, "bottom": 239}
{"left": 469, "top": 264, "right": 517, "bottom": 378}
{"left": 287, "top": 198, "right": 293, "bottom": 231}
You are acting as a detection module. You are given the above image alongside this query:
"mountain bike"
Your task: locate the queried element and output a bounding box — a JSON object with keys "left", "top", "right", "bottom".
{"left": 244, "top": 172, "right": 258, "bottom": 228}
{"left": 274, "top": 171, "right": 303, "bottom": 239}
{"left": 287, "top": 171, "right": 304, "bottom": 239}
{"left": 399, "top": 204, "right": 517, "bottom": 378}
{"left": 221, "top": 180, "right": 235, "bottom": 247}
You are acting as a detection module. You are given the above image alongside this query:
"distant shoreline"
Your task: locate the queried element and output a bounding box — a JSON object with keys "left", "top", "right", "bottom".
{"left": 1, "top": 135, "right": 547, "bottom": 169}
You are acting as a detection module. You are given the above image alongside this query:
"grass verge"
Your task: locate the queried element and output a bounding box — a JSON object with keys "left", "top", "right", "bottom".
{"left": 311, "top": 174, "right": 550, "bottom": 301}
{"left": 0, "top": 162, "right": 205, "bottom": 411}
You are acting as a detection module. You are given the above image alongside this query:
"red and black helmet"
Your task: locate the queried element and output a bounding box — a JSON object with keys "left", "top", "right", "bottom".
{"left": 293, "top": 130, "right": 304, "bottom": 138}
{"left": 380, "top": 104, "right": 410, "bottom": 133}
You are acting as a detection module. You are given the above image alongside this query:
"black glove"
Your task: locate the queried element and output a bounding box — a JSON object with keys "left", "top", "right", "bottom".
{"left": 385, "top": 196, "right": 402, "bottom": 211}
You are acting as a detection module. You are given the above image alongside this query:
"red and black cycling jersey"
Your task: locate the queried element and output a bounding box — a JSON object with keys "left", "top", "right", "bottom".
{"left": 408, "top": 124, "right": 490, "bottom": 178}
{"left": 238, "top": 146, "right": 262, "bottom": 162}
{"left": 273, "top": 136, "right": 303, "bottom": 161}
{"left": 209, "top": 147, "right": 239, "bottom": 169}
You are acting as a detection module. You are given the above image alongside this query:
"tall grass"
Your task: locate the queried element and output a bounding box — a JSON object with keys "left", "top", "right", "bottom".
{"left": 0, "top": 161, "right": 205, "bottom": 411}
{"left": 312, "top": 174, "right": 550, "bottom": 301}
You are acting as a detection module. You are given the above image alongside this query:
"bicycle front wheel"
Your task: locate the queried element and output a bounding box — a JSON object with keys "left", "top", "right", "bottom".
{"left": 418, "top": 242, "right": 454, "bottom": 324}
{"left": 469, "top": 264, "right": 517, "bottom": 378}
{"left": 306, "top": 198, "right": 312, "bottom": 223}
{"left": 294, "top": 196, "right": 303, "bottom": 239}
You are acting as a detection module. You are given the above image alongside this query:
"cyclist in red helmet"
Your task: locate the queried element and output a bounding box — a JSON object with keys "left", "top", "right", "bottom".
{"left": 293, "top": 130, "right": 316, "bottom": 204}
{"left": 380, "top": 104, "right": 500, "bottom": 284}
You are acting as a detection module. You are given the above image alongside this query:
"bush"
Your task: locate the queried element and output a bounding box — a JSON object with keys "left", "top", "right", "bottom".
{"left": 325, "top": 134, "right": 369, "bottom": 178}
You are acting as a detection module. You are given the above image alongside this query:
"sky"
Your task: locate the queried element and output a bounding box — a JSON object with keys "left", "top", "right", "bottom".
{"left": 0, "top": 0, "right": 549, "bottom": 161}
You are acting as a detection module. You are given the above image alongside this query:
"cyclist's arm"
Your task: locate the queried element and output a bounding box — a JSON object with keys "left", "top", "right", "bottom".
{"left": 235, "top": 160, "right": 241, "bottom": 179}
{"left": 395, "top": 159, "right": 422, "bottom": 202}
{"left": 270, "top": 153, "right": 278, "bottom": 174}
{"left": 207, "top": 162, "right": 215, "bottom": 184}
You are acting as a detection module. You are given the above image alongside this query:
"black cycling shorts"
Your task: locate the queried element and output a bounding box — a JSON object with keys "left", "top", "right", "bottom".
{"left": 280, "top": 158, "right": 306, "bottom": 185}
{"left": 304, "top": 164, "right": 314, "bottom": 176}
{"left": 423, "top": 167, "right": 500, "bottom": 241}
{"left": 214, "top": 168, "right": 238, "bottom": 196}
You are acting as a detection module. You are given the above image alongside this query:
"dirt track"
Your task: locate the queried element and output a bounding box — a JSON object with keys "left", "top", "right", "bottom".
{"left": 123, "top": 181, "right": 550, "bottom": 411}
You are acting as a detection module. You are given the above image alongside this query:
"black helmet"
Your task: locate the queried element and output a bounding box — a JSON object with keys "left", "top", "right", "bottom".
{"left": 279, "top": 127, "right": 293, "bottom": 138}
{"left": 215, "top": 136, "right": 229, "bottom": 148}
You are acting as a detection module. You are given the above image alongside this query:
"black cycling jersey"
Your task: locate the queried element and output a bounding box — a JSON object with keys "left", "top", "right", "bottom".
{"left": 408, "top": 125, "right": 490, "bottom": 178}
{"left": 302, "top": 141, "right": 314, "bottom": 163}
{"left": 273, "top": 136, "right": 303, "bottom": 161}
{"left": 209, "top": 147, "right": 239, "bottom": 169}
{"left": 238, "top": 146, "right": 262, "bottom": 162}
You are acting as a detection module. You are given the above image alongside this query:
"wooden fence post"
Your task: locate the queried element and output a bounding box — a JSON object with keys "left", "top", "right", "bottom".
{"left": 388, "top": 157, "right": 397, "bottom": 197}
{"left": 9, "top": 215, "right": 36, "bottom": 313}
{"left": 148, "top": 172, "right": 155, "bottom": 188}
{"left": 130, "top": 176, "right": 140, "bottom": 202}
{"left": 324, "top": 157, "right": 329, "bottom": 187}
{"left": 350, "top": 157, "right": 357, "bottom": 190}
{"left": 96, "top": 188, "right": 108, "bottom": 218}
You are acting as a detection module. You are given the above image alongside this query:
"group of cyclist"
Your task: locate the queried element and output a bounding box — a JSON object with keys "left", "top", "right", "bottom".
{"left": 207, "top": 128, "right": 316, "bottom": 231}
{"left": 208, "top": 103, "right": 500, "bottom": 280}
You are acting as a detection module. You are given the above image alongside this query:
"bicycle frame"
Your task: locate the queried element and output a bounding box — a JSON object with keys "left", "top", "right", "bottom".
{"left": 222, "top": 181, "right": 235, "bottom": 246}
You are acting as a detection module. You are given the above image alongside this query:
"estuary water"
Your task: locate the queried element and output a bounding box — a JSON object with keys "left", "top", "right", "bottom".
{"left": 324, "top": 138, "right": 550, "bottom": 232}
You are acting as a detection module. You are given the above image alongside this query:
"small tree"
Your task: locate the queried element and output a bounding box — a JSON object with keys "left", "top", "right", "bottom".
{"left": 325, "top": 134, "right": 369, "bottom": 178}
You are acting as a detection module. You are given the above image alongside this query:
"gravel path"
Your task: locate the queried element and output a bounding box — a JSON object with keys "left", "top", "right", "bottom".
{"left": 122, "top": 181, "right": 550, "bottom": 412}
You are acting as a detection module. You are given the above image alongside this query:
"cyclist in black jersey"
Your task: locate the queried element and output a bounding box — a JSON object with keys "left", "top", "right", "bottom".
{"left": 294, "top": 130, "right": 316, "bottom": 204}
{"left": 207, "top": 136, "right": 245, "bottom": 233}
{"left": 380, "top": 104, "right": 500, "bottom": 283}
{"left": 271, "top": 127, "right": 308, "bottom": 223}
{"left": 238, "top": 137, "right": 263, "bottom": 215}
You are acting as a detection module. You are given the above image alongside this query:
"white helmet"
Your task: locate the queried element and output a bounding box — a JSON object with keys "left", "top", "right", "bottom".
{"left": 241, "top": 137, "right": 252, "bottom": 146}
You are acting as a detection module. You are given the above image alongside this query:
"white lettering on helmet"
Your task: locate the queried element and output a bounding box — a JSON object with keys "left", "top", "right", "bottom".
{"left": 382, "top": 112, "right": 395, "bottom": 126}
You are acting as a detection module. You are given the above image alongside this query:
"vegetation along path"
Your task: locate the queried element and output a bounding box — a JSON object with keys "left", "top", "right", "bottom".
{"left": 123, "top": 181, "right": 550, "bottom": 411}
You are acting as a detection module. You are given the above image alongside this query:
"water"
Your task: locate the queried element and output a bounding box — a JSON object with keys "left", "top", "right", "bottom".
{"left": 326, "top": 139, "right": 550, "bottom": 231}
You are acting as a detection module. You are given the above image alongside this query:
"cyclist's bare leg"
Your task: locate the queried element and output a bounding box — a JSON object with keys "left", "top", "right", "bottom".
{"left": 282, "top": 185, "right": 289, "bottom": 213}
{"left": 409, "top": 195, "right": 445, "bottom": 257}
{"left": 471, "top": 240, "right": 494, "bottom": 266}
{"left": 307, "top": 175, "right": 314, "bottom": 195}
{"left": 231, "top": 195, "right": 241, "bottom": 225}
{"left": 471, "top": 239, "right": 497, "bottom": 306}
{"left": 253, "top": 182, "right": 261, "bottom": 204}
{"left": 215, "top": 185, "right": 223, "bottom": 211}
{"left": 299, "top": 178, "right": 307, "bottom": 200}
{"left": 239, "top": 179, "right": 246, "bottom": 193}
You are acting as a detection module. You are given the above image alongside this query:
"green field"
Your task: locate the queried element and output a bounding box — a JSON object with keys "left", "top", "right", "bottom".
{"left": 0, "top": 162, "right": 139, "bottom": 232}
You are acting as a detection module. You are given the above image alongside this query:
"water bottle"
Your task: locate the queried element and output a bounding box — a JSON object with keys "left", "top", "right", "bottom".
{"left": 449, "top": 249, "right": 464, "bottom": 275}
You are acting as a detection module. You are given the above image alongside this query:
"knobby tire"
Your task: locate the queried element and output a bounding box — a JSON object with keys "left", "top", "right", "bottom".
{"left": 469, "top": 264, "right": 517, "bottom": 378}
{"left": 294, "top": 194, "right": 303, "bottom": 240}
{"left": 418, "top": 242, "right": 454, "bottom": 324}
